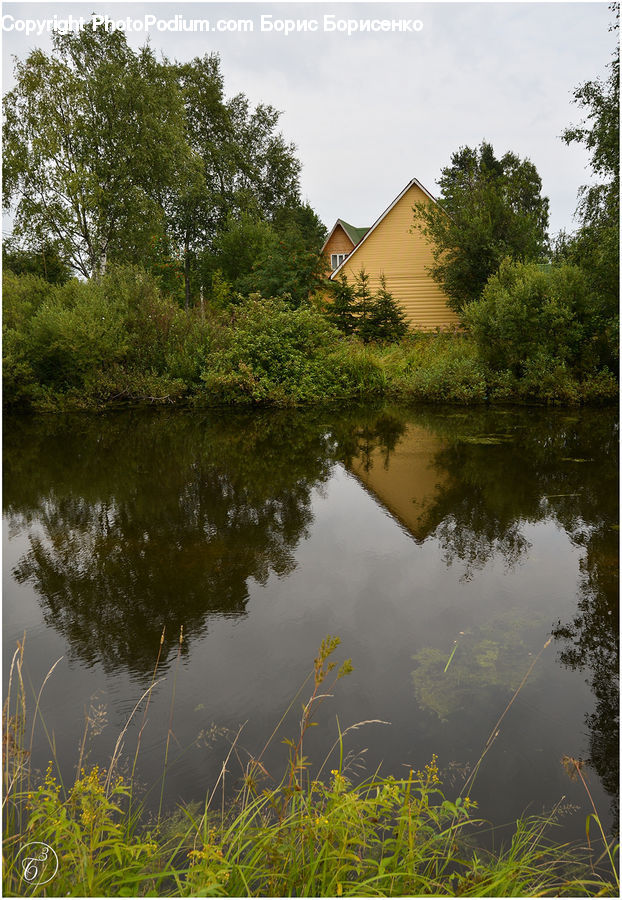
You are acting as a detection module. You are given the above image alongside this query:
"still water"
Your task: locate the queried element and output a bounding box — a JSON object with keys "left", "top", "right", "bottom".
{"left": 3, "top": 404, "right": 618, "bottom": 841}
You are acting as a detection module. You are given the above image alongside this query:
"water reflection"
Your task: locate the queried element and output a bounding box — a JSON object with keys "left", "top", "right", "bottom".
{"left": 5, "top": 411, "right": 339, "bottom": 676}
{"left": 4, "top": 404, "right": 618, "bottom": 820}
{"left": 4, "top": 408, "right": 412, "bottom": 678}
{"left": 553, "top": 519, "right": 619, "bottom": 823}
{"left": 351, "top": 408, "right": 618, "bottom": 580}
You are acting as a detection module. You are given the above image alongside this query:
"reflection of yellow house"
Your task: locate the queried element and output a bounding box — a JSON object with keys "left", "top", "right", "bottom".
{"left": 326, "top": 179, "right": 459, "bottom": 331}
{"left": 348, "top": 425, "right": 447, "bottom": 542}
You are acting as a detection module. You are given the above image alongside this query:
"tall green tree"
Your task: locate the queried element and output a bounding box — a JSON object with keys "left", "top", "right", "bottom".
{"left": 242, "top": 204, "right": 328, "bottom": 306}
{"left": 171, "top": 55, "right": 304, "bottom": 305}
{"left": 413, "top": 142, "right": 549, "bottom": 313}
{"left": 3, "top": 24, "right": 190, "bottom": 278}
{"left": 558, "top": 4, "right": 619, "bottom": 348}
{"left": 171, "top": 55, "right": 230, "bottom": 308}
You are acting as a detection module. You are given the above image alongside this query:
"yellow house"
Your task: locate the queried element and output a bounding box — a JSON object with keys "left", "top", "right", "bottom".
{"left": 321, "top": 219, "right": 370, "bottom": 271}
{"left": 325, "top": 178, "right": 459, "bottom": 330}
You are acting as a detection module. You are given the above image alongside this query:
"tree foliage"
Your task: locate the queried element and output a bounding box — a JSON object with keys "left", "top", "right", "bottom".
{"left": 3, "top": 24, "right": 189, "bottom": 277}
{"left": 170, "top": 55, "right": 304, "bottom": 306}
{"left": 557, "top": 5, "right": 619, "bottom": 350}
{"left": 3, "top": 26, "right": 323, "bottom": 304}
{"left": 200, "top": 204, "right": 327, "bottom": 308}
{"left": 562, "top": 6, "right": 619, "bottom": 230}
{"left": 2, "top": 238, "right": 71, "bottom": 284}
{"left": 413, "top": 142, "right": 549, "bottom": 313}
{"left": 325, "top": 275, "right": 358, "bottom": 336}
{"left": 463, "top": 259, "right": 594, "bottom": 376}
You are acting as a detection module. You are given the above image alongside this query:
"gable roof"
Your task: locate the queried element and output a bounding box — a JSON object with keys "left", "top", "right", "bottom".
{"left": 329, "top": 177, "right": 438, "bottom": 280}
{"left": 337, "top": 219, "right": 370, "bottom": 246}
{"left": 321, "top": 218, "right": 369, "bottom": 253}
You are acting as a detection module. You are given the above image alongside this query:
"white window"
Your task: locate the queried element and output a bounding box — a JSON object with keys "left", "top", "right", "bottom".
{"left": 330, "top": 252, "right": 348, "bottom": 270}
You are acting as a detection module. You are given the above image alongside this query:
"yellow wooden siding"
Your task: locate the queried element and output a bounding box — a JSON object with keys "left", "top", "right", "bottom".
{"left": 335, "top": 184, "right": 459, "bottom": 330}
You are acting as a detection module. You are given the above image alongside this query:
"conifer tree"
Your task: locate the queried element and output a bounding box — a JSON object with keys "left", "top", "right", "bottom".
{"left": 354, "top": 269, "right": 375, "bottom": 342}
{"left": 366, "top": 274, "right": 408, "bottom": 342}
{"left": 325, "top": 274, "right": 358, "bottom": 335}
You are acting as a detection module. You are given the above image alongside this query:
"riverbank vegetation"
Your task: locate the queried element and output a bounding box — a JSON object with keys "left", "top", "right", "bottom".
{"left": 3, "top": 637, "right": 618, "bottom": 897}
{"left": 3, "top": 264, "right": 617, "bottom": 410}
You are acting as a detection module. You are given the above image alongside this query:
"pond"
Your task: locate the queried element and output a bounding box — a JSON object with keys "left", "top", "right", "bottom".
{"left": 3, "top": 404, "right": 618, "bottom": 843}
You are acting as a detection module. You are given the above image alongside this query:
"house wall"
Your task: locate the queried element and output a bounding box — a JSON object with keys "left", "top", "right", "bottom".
{"left": 323, "top": 224, "right": 355, "bottom": 265}
{"left": 334, "top": 184, "right": 459, "bottom": 330}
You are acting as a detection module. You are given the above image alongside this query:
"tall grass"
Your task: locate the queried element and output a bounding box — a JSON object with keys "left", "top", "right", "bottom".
{"left": 3, "top": 635, "right": 618, "bottom": 897}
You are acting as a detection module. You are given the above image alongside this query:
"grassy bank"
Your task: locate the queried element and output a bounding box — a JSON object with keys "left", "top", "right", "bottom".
{"left": 3, "top": 637, "right": 618, "bottom": 897}
{"left": 3, "top": 268, "right": 618, "bottom": 411}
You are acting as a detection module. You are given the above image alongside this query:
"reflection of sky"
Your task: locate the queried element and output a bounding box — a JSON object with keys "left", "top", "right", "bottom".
{"left": 2, "top": 2, "right": 614, "bottom": 235}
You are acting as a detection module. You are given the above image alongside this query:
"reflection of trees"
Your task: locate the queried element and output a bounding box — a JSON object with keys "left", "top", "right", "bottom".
{"left": 553, "top": 518, "right": 619, "bottom": 825}
{"left": 405, "top": 407, "right": 618, "bottom": 820}
{"left": 411, "top": 409, "right": 618, "bottom": 579}
{"left": 5, "top": 403, "right": 618, "bottom": 822}
{"left": 4, "top": 408, "right": 409, "bottom": 681}
{"left": 5, "top": 411, "right": 338, "bottom": 678}
{"left": 334, "top": 410, "right": 407, "bottom": 473}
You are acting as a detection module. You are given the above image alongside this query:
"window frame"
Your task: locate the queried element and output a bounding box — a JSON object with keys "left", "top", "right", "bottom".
{"left": 330, "top": 252, "right": 348, "bottom": 270}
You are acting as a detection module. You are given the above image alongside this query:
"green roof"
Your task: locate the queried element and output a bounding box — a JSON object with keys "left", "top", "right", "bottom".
{"left": 337, "top": 219, "right": 369, "bottom": 246}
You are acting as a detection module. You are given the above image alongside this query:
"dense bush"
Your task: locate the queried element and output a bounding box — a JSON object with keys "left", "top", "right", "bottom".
{"left": 199, "top": 297, "right": 359, "bottom": 404}
{"left": 381, "top": 333, "right": 488, "bottom": 403}
{"left": 2, "top": 267, "right": 213, "bottom": 407}
{"left": 2, "top": 267, "right": 617, "bottom": 410}
{"left": 24, "top": 280, "right": 128, "bottom": 391}
{"left": 3, "top": 269, "right": 52, "bottom": 331}
{"left": 463, "top": 260, "right": 590, "bottom": 374}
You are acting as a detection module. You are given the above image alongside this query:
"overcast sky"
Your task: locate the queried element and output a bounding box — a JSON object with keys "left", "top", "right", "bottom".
{"left": 2, "top": 1, "right": 616, "bottom": 236}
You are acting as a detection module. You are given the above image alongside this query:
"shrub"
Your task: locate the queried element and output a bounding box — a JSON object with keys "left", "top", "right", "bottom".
{"left": 2, "top": 267, "right": 216, "bottom": 406}
{"left": 2, "top": 270, "right": 55, "bottom": 407}
{"left": 383, "top": 333, "right": 489, "bottom": 404}
{"left": 517, "top": 354, "right": 582, "bottom": 405}
{"left": 335, "top": 342, "right": 387, "bottom": 396}
{"left": 578, "top": 368, "right": 619, "bottom": 403}
{"left": 2, "top": 269, "right": 53, "bottom": 331}
{"left": 108, "top": 267, "right": 213, "bottom": 382}
{"left": 199, "top": 297, "right": 352, "bottom": 404}
{"left": 463, "top": 260, "right": 587, "bottom": 375}
{"left": 24, "top": 279, "right": 127, "bottom": 391}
